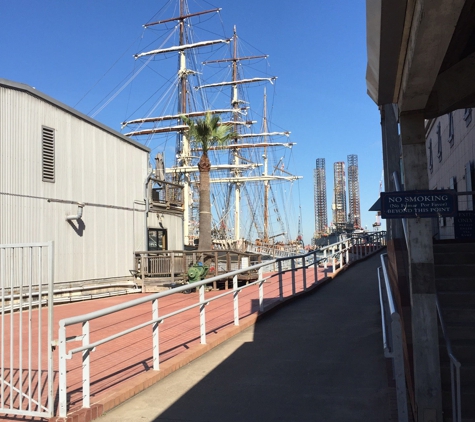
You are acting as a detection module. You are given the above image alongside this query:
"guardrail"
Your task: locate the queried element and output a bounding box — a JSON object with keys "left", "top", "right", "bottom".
{"left": 245, "top": 242, "right": 301, "bottom": 258}
{"left": 151, "top": 181, "right": 183, "bottom": 209}
{"left": 56, "top": 232, "right": 386, "bottom": 417}
{"left": 134, "top": 250, "right": 262, "bottom": 288}
{"left": 378, "top": 253, "right": 408, "bottom": 422}
{"left": 321, "top": 231, "right": 386, "bottom": 273}
{"left": 435, "top": 294, "right": 462, "bottom": 422}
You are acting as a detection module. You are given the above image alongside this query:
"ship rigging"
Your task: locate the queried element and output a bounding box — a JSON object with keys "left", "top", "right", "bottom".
{"left": 122, "top": 0, "right": 302, "bottom": 249}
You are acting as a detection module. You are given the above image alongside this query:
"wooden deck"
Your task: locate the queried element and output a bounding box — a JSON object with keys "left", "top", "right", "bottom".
{"left": 134, "top": 249, "right": 263, "bottom": 292}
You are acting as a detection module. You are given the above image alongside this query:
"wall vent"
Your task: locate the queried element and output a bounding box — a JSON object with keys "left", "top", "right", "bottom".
{"left": 42, "top": 126, "right": 55, "bottom": 183}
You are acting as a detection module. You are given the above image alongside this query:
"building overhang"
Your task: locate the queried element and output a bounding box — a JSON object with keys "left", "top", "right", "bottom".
{"left": 366, "top": 0, "right": 475, "bottom": 118}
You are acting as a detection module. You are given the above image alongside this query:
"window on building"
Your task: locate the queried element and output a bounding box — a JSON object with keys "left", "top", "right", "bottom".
{"left": 42, "top": 126, "right": 55, "bottom": 183}
{"left": 464, "top": 108, "right": 472, "bottom": 127}
{"left": 466, "top": 162, "right": 474, "bottom": 211}
{"left": 148, "top": 228, "right": 167, "bottom": 251}
{"left": 448, "top": 112, "right": 454, "bottom": 147}
{"left": 450, "top": 176, "right": 458, "bottom": 215}
{"left": 437, "top": 122, "right": 442, "bottom": 162}
{"left": 450, "top": 176, "right": 457, "bottom": 191}
{"left": 428, "top": 139, "right": 433, "bottom": 173}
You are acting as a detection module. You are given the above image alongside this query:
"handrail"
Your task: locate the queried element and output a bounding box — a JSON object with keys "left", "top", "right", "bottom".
{"left": 56, "top": 232, "right": 386, "bottom": 417}
{"left": 377, "top": 267, "right": 390, "bottom": 356}
{"left": 392, "top": 172, "right": 461, "bottom": 419}
{"left": 435, "top": 294, "right": 462, "bottom": 422}
{"left": 379, "top": 253, "right": 409, "bottom": 422}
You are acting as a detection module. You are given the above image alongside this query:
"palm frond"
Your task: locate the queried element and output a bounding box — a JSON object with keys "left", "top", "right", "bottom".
{"left": 181, "top": 111, "right": 238, "bottom": 154}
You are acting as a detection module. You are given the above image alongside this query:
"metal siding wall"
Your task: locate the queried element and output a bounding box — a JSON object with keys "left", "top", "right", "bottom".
{"left": 0, "top": 86, "right": 148, "bottom": 282}
{"left": 148, "top": 213, "right": 184, "bottom": 250}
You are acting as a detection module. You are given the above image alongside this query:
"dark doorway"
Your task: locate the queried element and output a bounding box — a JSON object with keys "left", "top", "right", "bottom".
{"left": 148, "top": 228, "right": 167, "bottom": 251}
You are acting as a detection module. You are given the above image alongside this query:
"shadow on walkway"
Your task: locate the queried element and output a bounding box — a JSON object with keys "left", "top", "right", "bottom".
{"left": 99, "top": 253, "right": 395, "bottom": 422}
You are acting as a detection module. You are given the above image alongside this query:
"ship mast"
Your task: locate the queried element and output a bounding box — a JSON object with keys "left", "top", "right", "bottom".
{"left": 178, "top": 0, "right": 191, "bottom": 246}
{"left": 199, "top": 28, "right": 303, "bottom": 244}
{"left": 201, "top": 26, "right": 272, "bottom": 242}
{"left": 127, "top": 3, "right": 302, "bottom": 246}
{"left": 263, "top": 89, "right": 269, "bottom": 243}
{"left": 127, "top": 1, "right": 229, "bottom": 245}
{"left": 232, "top": 27, "right": 241, "bottom": 242}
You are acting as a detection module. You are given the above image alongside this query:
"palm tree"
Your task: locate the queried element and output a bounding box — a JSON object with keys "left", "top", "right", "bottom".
{"left": 182, "top": 112, "right": 237, "bottom": 250}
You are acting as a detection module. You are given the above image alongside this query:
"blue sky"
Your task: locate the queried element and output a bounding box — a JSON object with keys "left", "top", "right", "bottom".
{"left": 1, "top": 0, "right": 384, "bottom": 243}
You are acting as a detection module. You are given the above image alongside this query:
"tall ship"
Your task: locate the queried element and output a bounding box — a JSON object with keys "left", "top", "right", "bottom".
{"left": 121, "top": 0, "right": 302, "bottom": 253}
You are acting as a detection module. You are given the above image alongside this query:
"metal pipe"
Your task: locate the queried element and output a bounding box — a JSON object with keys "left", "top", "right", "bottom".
{"left": 144, "top": 170, "right": 153, "bottom": 251}
{"left": 65, "top": 203, "right": 85, "bottom": 221}
{"left": 133, "top": 200, "right": 146, "bottom": 268}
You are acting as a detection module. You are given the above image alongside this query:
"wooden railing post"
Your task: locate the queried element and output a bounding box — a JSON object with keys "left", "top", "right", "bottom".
{"left": 291, "top": 258, "right": 296, "bottom": 295}
{"left": 277, "top": 260, "right": 283, "bottom": 300}
{"left": 170, "top": 252, "right": 175, "bottom": 283}
{"left": 141, "top": 253, "right": 145, "bottom": 290}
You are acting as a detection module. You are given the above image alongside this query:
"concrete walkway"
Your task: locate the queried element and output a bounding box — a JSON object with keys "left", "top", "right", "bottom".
{"left": 97, "top": 253, "right": 395, "bottom": 422}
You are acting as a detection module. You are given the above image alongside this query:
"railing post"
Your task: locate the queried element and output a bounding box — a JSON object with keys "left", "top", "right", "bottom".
{"left": 233, "top": 275, "right": 239, "bottom": 325}
{"left": 291, "top": 258, "right": 296, "bottom": 296}
{"left": 152, "top": 298, "right": 159, "bottom": 370}
{"left": 58, "top": 323, "right": 67, "bottom": 418}
{"left": 47, "top": 241, "right": 54, "bottom": 416}
{"left": 324, "top": 249, "right": 328, "bottom": 270}
{"left": 82, "top": 320, "right": 90, "bottom": 409}
{"left": 141, "top": 253, "right": 145, "bottom": 291}
{"left": 170, "top": 252, "right": 175, "bottom": 283}
{"left": 258, "top": 268, "right": 264, "bottom": 312}
{"left": 278, "top": 260, "right": 283, "bottom": 301}
{"left": 339, "top": 243, "right": 342, "bottom": 268}
{"left": 313, "top": 251, "right": 318, "bottom": 283}
{"left": 345, "top": 240, "right": 349, "bottom": 264}
{"left": 391, "top": 314, "right": 409, "bottom": 422}
{"left": 199, "top": 284, "right": 206, "bottom": 344}
{"left": 451, "top": 360, "right": 462, "bottom": 422}
{"left": 380, "top": 254, "right": 409, "bottom": 422}
{"left": 301, "top": 256, "right": 307, "bottom": 291}
{"left": 332, "top": 246, "right": 336, "bottom": 273}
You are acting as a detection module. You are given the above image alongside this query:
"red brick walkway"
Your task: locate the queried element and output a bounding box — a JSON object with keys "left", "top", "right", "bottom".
{"left": 2, "top": 262, "right": 344, "bottom": 422}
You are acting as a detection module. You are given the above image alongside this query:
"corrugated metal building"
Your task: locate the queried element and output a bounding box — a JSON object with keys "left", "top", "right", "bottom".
{"left": 0, "top": 79, "right": 182, "bottom": 284}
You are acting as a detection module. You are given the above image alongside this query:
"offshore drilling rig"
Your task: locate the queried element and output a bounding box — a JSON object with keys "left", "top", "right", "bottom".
{"left": 313, "top": 155, "right": 361, "bottom": 244}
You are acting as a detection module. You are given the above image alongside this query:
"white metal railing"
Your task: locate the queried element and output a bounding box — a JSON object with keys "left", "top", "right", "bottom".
{"left": 436, "top": 294, "right": 462, "bottom": 422}
{"left": 0, "top": 242, "right": 54, "bottom": 418}
{"left": 245, "top": 242, "right": 300, "bottom": 258}
{"left": 56, "top": 233, "right": 386, "bottom": 417}
{"left": 378, "top": 253, "right": 408, "bottom": 422}
{"left": 320, "top": 231, "right": 386, "bottom": 273}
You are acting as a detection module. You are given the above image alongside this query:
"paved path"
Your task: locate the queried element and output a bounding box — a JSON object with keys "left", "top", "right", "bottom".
{"left": 97, "top": 253, "right": 394, "bottom": 422}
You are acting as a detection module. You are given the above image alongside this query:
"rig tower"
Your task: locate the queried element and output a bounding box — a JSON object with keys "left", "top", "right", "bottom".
{"left": 313, "top": 158, "right": 328, "bottom": 238}
{"left": 332, "top": 161, "right": 347, "bottom": 231}
{"left": 347, "top": 154, "right": 361, "bottom": 229}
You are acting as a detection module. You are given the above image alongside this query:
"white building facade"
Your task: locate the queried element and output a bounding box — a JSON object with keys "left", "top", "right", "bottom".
{"left": 425, "top": 107, "right": 475, "bottom": 239}
{"left": 0, "top": 79, "right": 183, "bottom": 285}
